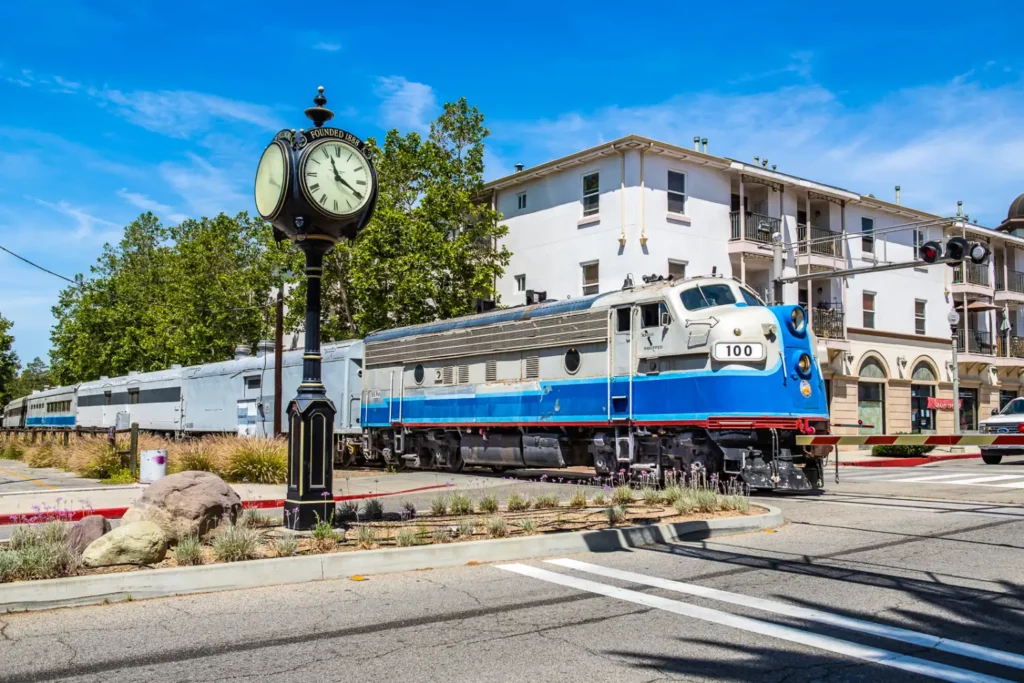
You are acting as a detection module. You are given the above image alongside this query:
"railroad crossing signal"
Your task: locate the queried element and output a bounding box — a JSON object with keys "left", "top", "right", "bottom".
{"left": 919, "top": 237, "right": 991, "bottom": 267}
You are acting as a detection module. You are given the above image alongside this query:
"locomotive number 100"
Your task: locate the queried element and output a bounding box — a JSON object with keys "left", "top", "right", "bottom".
{"left": 712, "top": 342, "right": 766, "bottom": 362}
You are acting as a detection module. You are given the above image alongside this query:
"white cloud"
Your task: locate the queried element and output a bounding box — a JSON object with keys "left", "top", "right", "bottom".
{"left": 313, "top": 42, "right": 342, "bottom": 52}
{"left": 160, "top": 153, "right": 249, "bottom": 218}
{"left": 32, "top": 198, "right": 122, "bottom": 242}
{"left": 116, "top": 188, "right": 188, "bottom": 223}
{"left": 375, "top": 76, "right": 437, "bottom": 133}
{"left": 95, "top": 88, "right": 285, "bottom": 138}
{"left": 491, "top": 73, "right": 1024, "bottom": 225}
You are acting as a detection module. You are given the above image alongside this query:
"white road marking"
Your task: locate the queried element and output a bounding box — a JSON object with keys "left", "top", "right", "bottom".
{"left": 497, "top": 563, "right": 1011, "bottom": 683}
{"left": 944, "top": 475, "right": 1024, "bottom": 486}
{"left": 891, "top": 473, "right": 989, "bottom": 483}
{"left": 547, "top": 558, "right": 1024, "bottom": 672}
{"left": 993, "top": 481, "right": 1024, "bottom": 489}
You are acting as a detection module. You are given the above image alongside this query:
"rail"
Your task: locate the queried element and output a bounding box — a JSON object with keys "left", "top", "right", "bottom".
{"left": 729, "top": 211, "right": 781, "bottom": 243}
{"left": 797, "top": 225, "right": 843, "bottom": 257}
{"left": 953, "top": 263, "right": 990, "bottom": 287}
{"left": 995, "top": 269, "right": 1024, "bottom": 294}
{"left": 811, "top": 306, "right": 845, "bottom": 339}
{"left": 996, "top": 335, "right": 1024, "bottom": 359}
{"left": 0, "top": 424, "right": 141, "bottom": 477}
{"left": 956, "top": 328, "right": 994, "bottom": 355}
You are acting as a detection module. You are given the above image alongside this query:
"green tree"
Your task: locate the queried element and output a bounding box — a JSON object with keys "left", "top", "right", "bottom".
{"left": 286, "top": 98, "right": 510, "bottom": 339}
{"left": 49, "top": 212, "right": 292, "bottom": 384}
{"left": 10, "top": 357, "right": 50, "bottom": 398}
{"left": 0, "top": 311, "right": 19, "bottom": 405}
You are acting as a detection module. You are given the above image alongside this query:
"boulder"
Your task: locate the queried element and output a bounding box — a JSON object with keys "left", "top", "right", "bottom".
{"left": 121, "top": 471, "right": 241, "bottom": 543}
{"left": 82, "top": 521, "right": 167, "bottom": 567}
{"left": 68, "top": 514, "right": 111, "bottom": 554}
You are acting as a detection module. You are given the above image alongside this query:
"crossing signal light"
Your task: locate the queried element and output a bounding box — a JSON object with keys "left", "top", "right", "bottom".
{"left": 945, "top": 236, "right": 968, "bottom": 263}
{"left": 919, "top": 241, "right": 942, "bottom": 264}
{"left": 968, "top": 242, "right": 990, "bottom": 264}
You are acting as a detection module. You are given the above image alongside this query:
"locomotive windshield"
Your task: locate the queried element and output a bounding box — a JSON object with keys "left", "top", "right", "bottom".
{"left": 740, "top": 288, "right": 764, "bottom": 306}
{"left": 681, "top": 283, "right": 736, "bottom": 311}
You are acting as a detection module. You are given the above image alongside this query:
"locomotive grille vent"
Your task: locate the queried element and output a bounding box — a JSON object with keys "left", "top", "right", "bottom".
{"left": 485, "top": 359, "right": 497, "bottom": 382}
{"left": 365, "top": 310, "right": 606, "bottom": 367}
{"left": 457, "top": 364, "right": 470, "bottom": 384}
{"left": 442, "top": 366, "right": 454, "bottom": 385}
{"left": 525, "top": 356, "right": 540, "bottom": 379}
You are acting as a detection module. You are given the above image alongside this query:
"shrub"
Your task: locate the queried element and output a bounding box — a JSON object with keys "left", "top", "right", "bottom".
{"left": 641, "top": 487, "right": 662, "bottom": 506}
{"left": 485, "top": 517, "right": 508, "bottom": 538}
{"left": 477, "top": 494, "right": 499, "bottom": 514}
{"left": 0, "top": 549, "right": 18, "bottom": 582}
{"left": 2, "top": 522, "right": 79, "bottom": 582}
{"left": 211, "top": 525, "right": 262, "bottom": 562}
{"left": 673, "top": 491, "right": 697, "bottom": 515}
{"left": 356, "top": 526, "right": 378, "bottom": 549}
{"left": 505, "top": 491, "right": 530, "bottom": 512}
{"left": 431, "top": 528, "right": 453, "bottom": 544}
{"left": 606, "top": 505, "right": 626, "bottom": 526}
{"left": 223, "top": 438, "right": 288, "bottom": 484}
{"left": 311, "top": 515, "right": 339, "bottom": 550}
{"left": 170, "top": 440, "right": 218, "bottom": 474}
{"left": 532, "top": 494, "right": 560, "bottom": 509}
{"left": 515, "top": 520, "right": 537, "bottom": 534}
{"left": 719, "top": 495, "right": 750, "bottom": 513}
{"left": 871, "top": 436, "right": 936, "bottom": 458}
{"left": 25, "top": 442, "right": 68, "bottom": 470}
{"left": 449, "top": 492, "right": 473, "bottom": 516}
{"left": 336, "top": 501, "right": 359, "bottom": 521}
{"left": 429, "top": 494, "right": 449, "bottom": 516}
{"left": 173, "top": 536, "right": 204, "bottom": 566}
{"left": 400, "top": 501, "right": 417, "bottom": 520}
{"left": 592, "top": 492, "right": 607, "bottom": 505}
{"left": 661, "top": 486, "right": 684, "bottom": 505}
{"left": 274, "top": 536, "right": 299, "bottom": 557}
{"left": 243, "top": 507, "right": 274, "bottom": 528}
{"left": 458, "top": 520, "right": 477, "bottom": 538}
{"left": 360, "top": 498, "right": 384, "bottom": 521}
{"left": 611, "top": 486, "right": 634, "bottom": 506}
{"left": 568, "top": 489, "right": 588, "bottom": 509}
{"left": 101, "top": 468, "right": 136, "bottom": 485}
{"left": 693, "top": 488, "right": 718, "bottom": 513}
{"left": 396, "top": 527, "right": 419, "bottom": 547}
{"left": 1, "top": 438, "right": 24, "bottom": 460}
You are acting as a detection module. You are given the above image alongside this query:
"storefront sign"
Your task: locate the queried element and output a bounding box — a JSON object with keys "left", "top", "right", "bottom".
{"left": 926, "top": 397, "right": 962, "bottom": 411}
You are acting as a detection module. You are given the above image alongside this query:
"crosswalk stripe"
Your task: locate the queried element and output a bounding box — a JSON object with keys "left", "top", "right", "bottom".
{"left": 546, "top": 558, "right": 1024, "bottom": 672}
{"left": 993, "top": 481, "right": 1024, "bottom": 489}
{"left": 497, "top": 563, "right": 1011, "bottom": 683}
{"left": 943, "top": 475, "right": 1024, "bottom": 486}
{"left": 890, "top": 473, "right": 992, "bottom": 483}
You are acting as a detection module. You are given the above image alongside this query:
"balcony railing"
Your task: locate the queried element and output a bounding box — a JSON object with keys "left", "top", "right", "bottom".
{"left": 995, "top": 269, "right": 1024, "bottom": 294}
{"left": 956, "top": 328, "right": 995, "bottom": 355}
{"left": 953, "top": 263, "right": 990, "bottom": 287}
{"left": 997, "top": 336, "right": 1024, "bottom": 359}
{"left": 811, "top": 305, "right": 845, "bottom": 340}
{"left": 729, "top": 211, "right": 781, "bottom": 243}
{"left": 797, "top": 225, "right": 843, "bottom": 258}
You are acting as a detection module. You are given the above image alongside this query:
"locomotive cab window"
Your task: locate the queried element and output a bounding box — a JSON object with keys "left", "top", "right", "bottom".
{"left": 564, "top": 348, "right": 582, "bottom": 374}
{"left": 740, "top": 288, "right": 764, "bottom": 306}
{"left": 615, "top": 307, "right": 631, "bottom": 332}
{"left": 680, "top": 283, "right": 737, "bottom": 311}
{"left": 641, "top": 302, "right": 669, "bottom": 328}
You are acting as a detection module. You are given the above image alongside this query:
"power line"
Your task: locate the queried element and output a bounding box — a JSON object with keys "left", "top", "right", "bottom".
{"left": 0, "top": 244, "right": 75, "bottom": 284}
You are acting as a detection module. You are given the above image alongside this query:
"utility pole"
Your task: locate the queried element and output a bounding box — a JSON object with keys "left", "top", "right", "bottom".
{"left": 274, "top": 284, "right": 284, "bottom": 437}
{"left": 948, "top": 308, "right": 961, "bottom": 435}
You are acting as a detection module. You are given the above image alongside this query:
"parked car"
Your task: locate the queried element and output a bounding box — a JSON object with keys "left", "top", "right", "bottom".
{"left": 978, "top": 398, "right": 1024, "bottom": 464}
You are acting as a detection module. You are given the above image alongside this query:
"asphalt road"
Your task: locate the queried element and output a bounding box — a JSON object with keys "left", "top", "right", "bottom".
{"left": 2, "top": 487, "right": 1023, "bottom": 682}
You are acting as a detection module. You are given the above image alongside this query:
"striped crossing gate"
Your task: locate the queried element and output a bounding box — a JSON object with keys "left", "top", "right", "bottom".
{"left": 795, "top": 434, "right": 1024, "bottom": 447}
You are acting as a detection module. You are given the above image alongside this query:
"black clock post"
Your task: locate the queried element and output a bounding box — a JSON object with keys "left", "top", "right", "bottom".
{"left": 253, "top": 87, "right": 379, "bottom": 530}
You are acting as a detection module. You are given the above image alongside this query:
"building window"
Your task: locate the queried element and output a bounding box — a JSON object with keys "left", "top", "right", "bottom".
{"left": 245, "top": 376, "right": 261, "bottom": 390}
{"left": 581, "top": 261, "right": 599, "bottom": 296}
{"left": 515, "top": 274, "right": 526, "bottom": 292}
{"left": 863, "top": 291, "right": 876, "bottom": 329}
{"left": 668, "top": 260, "right": 686, "bottom": 280}
{"left": 861, "top": 217, "right": 874, "bottom": 254}
{"left": 914, "top": 300, "right": 926, "bottom": 335}
{"left": 516, "top": 192, "right": 527, "bottom": 210}
{"left": 858, "top": 357, "right": 887, "bottom": 436}
{"left": 667, "top": 171, "right": 686, "bottom": 214}
{"left": 910, "top": 362, "right": 937, "bottom": 434}
{"left": 582, "top": 172, "right": 599, "bottom": 217}
{"left": 960, "top": 388, "right": 979, "bottom": 431}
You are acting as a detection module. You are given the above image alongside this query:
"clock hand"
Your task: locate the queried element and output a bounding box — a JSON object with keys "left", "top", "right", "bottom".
{"left": 335, "top": 176, "right": 364, "bottom": 200}
{"left": 328, "top": 156, "right": 344, "bottom": 182}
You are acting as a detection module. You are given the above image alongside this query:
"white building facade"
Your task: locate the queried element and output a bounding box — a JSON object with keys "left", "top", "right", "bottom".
{"left": 482, "top": 135, "right": 1024, "bottom": 437}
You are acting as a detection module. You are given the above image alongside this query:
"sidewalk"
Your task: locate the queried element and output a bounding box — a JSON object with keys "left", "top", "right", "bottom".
{"left": 835, "top": 445, "right": 982, "bottom": 467}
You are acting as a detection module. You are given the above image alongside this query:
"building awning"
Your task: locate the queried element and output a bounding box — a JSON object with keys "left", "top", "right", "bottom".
{"left": 956, "top": 301, "right": 1000, "bottom": 311}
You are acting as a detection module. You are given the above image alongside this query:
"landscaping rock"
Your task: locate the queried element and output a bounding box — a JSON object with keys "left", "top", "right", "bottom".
{"left": 121, "top": 471, "right": 241, "bottom": 543}
{"left": 68, "top": 514, "right": 111, "bottom": 555}
{"left": 82, "top": 521, "right": 167, "bottom": 567}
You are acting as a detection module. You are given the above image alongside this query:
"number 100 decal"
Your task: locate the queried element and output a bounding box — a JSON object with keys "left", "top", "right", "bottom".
{"left": 712, "top": 342, "right": 766, "bottom": 362}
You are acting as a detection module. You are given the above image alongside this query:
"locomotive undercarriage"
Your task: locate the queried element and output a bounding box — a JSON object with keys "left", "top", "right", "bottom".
{"left": 363, "top": 426, "right": 823, "bottom": 491}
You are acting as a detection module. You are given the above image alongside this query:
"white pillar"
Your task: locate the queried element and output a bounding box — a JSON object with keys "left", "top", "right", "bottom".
{"left": 739, "top": 179, "right": 746, "bottom": 240}
{"left": 740, "top": 253, "right": 746, "bottom": 284}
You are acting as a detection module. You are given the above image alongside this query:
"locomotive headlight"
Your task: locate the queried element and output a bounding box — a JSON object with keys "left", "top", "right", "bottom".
{"left": 790, "top": 307, "right": 806, "bottom": 333}
{"left": 797, "top": 353, "right": 813, "bottom": 375}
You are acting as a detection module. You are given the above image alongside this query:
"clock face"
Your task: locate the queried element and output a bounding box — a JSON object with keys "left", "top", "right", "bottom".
{"left": 254, "top": 142, "right": 289, "bottom": 219}
{"left": 300, "top": 139, "right": 374, "bottom": 217}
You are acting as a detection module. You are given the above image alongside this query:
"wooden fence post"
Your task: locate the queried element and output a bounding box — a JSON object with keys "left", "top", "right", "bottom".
{"left": 129, "top": 423, "right": 139, "bottom": 478}
{"left": 63, "top": 431, "right": 69, "bottom": 448}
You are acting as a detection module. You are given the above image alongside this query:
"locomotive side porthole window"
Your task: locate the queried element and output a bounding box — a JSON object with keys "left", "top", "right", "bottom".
{"left": 564, "top": 348, "right": 582, "bottom": 374}
{"left": 413, "top": 364, "right": 425, "bottom": 385}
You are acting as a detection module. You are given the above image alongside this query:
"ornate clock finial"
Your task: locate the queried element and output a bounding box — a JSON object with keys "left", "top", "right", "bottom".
{"left": 304, "top": 85, "right": 334, "bottom": 128}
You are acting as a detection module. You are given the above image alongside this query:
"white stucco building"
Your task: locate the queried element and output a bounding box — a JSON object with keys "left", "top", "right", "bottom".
{"left": 481, "top": 135, "right": 1024, "bottom": 436}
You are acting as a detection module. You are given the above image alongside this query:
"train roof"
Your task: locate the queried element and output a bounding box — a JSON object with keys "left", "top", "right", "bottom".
{"left": 365, "top": 276, "right": 734, "bottom": 343}
{"left": 24, "top": 384, "right": 80, "bottom": 401}
{"left": 185, "top": 339, "right": 362, "bottom": 379}
{"left": 78, "top": 366, "right": 189, "bottom": 393}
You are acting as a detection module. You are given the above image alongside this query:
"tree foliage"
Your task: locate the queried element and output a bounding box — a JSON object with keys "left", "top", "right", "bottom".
{"left": 0, "top": 311, "right": 18, "bottom": 405}
{"left": 286, "top": 98, "right": 510, "bottom": 339}
{"left": 10, "top": 357, "right": 50, "bottom": 399}
{"left": 49, "top": 212, "right": 291, "bottom": 384}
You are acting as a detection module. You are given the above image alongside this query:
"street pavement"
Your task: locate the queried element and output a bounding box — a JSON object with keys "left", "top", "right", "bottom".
{"left": 2, "top": 474, "right": 1023, "bottom": 682}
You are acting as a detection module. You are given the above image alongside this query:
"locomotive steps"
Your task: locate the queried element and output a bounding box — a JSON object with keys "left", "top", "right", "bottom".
{"left": 0, "top": 504, "right": 783, "bottom": 613}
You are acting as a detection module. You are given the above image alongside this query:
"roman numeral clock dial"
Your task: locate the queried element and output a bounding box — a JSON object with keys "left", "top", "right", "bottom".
{"left": 299, "top": 139, "right": 374, "bottom": 218}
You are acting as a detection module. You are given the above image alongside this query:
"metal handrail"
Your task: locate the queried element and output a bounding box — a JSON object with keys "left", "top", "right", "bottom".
{"left": 956, "top": 328, "right": 994, "bottom": 355}
{"left": 811, "top": 306, "right": 845, "bottom": 339}
{"left": 729, "top": 211, "right": 781, "bottom": 243}
{"left": 996, "top": 269, "right": 1024, "bottom": 294}
{"left": 797, "top": 225, "right": 843, "bottom": 257}
{"left": 953, "top": 263, "right": 990, "bottom": 286}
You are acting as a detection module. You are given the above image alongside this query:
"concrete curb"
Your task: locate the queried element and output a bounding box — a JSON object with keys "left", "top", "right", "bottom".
{"left": 0, "top": 505, "right": 783, "bottom": 612}
{"left": 840, "top": 453, "right": 982, "bottom": 468}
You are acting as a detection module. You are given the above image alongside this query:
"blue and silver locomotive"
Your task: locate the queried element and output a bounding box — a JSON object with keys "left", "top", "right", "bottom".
{"left": 362, "top": 275, "right": 829, "bottom": 490}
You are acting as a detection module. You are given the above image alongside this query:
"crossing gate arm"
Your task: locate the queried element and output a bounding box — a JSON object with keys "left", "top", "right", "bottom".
{"left": 796, "top": 434, "right": 1024, "bottom": 447}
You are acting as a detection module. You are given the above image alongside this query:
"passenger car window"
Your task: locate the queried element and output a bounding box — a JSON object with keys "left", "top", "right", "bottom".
{"left": 680, "top": 284, "right": 737, "bottom": 311}
{"left": 740, "top": 288, "right": 764, "bottom": 306}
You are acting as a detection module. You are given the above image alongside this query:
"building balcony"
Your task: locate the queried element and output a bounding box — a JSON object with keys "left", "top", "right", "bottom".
{"left": 951, "top": 263, "right": 993, "bottom": 297}
{"left": 797, "top": 225, "right": 843, "bottom": 259}
{"left": 997, "top": 336, "right": 1024, "bottom": 359}
{"left": 995, "top": 269, "right": 1024, "bottom": 304}
{"left": 729, "top": 211, "right": 780, "bottom": 243}
{"left": 811, "top": 305, "right": 845, "bottom": 340}
{"left": 956, "top": 328, "right": 995, "bottom": 356}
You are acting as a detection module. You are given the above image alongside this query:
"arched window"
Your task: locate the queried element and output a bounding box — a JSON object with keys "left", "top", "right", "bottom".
{"left": 859, "top": 357, "right": 887, "bottom": 379}
{"left": 858, "top": 356, "right": 886, "bottom": 435}
{"left": 911, "top": 362, "right": 936, "bottom": 382}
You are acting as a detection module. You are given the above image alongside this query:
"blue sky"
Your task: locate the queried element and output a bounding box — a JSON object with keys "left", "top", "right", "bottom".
{"left": 1, "top": 0, "right": 1022, "bottom": 363}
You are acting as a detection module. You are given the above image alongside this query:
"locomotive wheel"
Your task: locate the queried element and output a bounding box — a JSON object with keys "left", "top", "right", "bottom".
{"left": 446, "top": 449, "right": 465, "bottom": 473}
